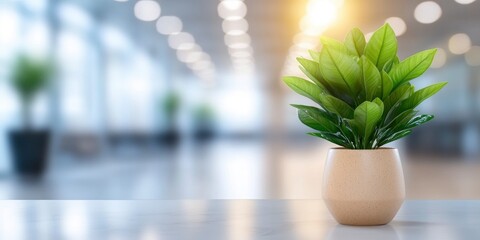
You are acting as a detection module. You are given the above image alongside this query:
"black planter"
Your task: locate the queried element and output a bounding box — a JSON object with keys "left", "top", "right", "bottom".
{"left": 193, "top": 128, "right": 215, "bottom": 142}
{"left": 156, "top": 129, "right": 180, "bottom": 146}
{"left": 8, "top": 130, "right": 50, "bottom": 175}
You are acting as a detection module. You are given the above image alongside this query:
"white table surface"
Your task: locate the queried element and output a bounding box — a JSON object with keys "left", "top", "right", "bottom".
{"left": 0, "top": 200, "right": 478, "bottom": 240}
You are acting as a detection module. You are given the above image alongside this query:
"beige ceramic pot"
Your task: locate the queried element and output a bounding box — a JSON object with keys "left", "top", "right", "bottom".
{"left": 322, "top": 148, "right": 405, "bottom": 226}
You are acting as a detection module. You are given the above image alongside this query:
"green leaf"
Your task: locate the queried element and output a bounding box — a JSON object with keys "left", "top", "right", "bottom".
{"left": 383, "top": 58, "right": 396, "bottom": 73}
{"left": 389, "top": 49, "right": 437, "bottom": 89}
{"left": 379, "top": 129, "right": 412, "bottom": 146}
{"left": 372, "top": 97, "right": 384, "bottom": 110}
{"left": 308, "top": 132, "right": 352, "bottom": 148}
{"left": 350, "top": 101, "right": 384, "bottom": 147}
{"left": 291, "top": 104, "right": 339, "bottom": 132}
{"left": 381, "top": 71, "right": 393, "bottom": 99}
{"left": 12, "top": 56, "right": 53, "bottom": 101}
{"left": 340, "top": 120, "right": 359, "bottom": 148}
{"left": 405, "top": 114, "right": 434, "bottom": 129}
{"left": 298, "top": 66, "right": 325, "bottom": 90}
{"left": 297, "top": 57, "right": 323, "bottom": 85}
{"left": 319, "top": 47, "right": 361, "bottom": 97}
{"left": 376, "top": 109, "right": 413, "bottom": 146}
{"left": 395, "top": 110, "right": 418, "bottom": 128}
{"left": 308, "top": 50, "right": 321, "bottom": 61}
{"left": 365, "top": 23, "right": 398, "bottom": 70}
{"left": 299, "top": 64, "right": 356, "bottom": 106}
{"left": 383, "top": 83, "right": 413, "bottom": 114}
{"left": 282, "top": 76, "right": 324, "bottom": 104}
{"left": 393, "top": 56, "right": 400, "bottom": 64}
{"left": 297, "top": 57, "right": 335, "bottom": 94}
{"left": 319, "top": 94, "right": 355, "bottom": 119}
{"left": 399, "top": 82, "right": 447, "bottom": 111}
{"left": 320, "top": 37, "right": 349, "bottom": 54}
{"left": 361, "top": 56, "right": 382, "bottom": 101}
{"left": 344, "top": 28, "right": 366, "bottom": 56}
{"left": 381, "top": 109, "right": 416, "bottom": 132}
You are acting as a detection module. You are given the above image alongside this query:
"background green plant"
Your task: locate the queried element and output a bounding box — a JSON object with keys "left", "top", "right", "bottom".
{"left": 161, "top": 92, "right": 181, "bottom": 128}
{"left": 193, "top": 104, "right": 214, "bottom": 126}
{"left": 11, "top": 55, "right": 53, "bottom": 129}
{"left": 283, "top": 24, "right": 447, "bottom": 149}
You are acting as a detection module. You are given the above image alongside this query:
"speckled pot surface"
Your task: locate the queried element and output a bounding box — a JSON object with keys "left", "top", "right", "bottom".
{"left": 323, "top": 148, "right": 405, "bottom": 226}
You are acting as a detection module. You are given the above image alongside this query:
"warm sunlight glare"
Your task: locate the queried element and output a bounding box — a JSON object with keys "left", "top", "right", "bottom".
{"left": 300, "top": 0, "right": 338, "bottom": 35}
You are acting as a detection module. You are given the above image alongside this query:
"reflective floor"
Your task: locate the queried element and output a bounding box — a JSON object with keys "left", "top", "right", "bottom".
{"left": 1, "top": 139, "right": 479, "bottom": 199}
{"left": 0, "top": 200, "right": 479, "bottom": 240}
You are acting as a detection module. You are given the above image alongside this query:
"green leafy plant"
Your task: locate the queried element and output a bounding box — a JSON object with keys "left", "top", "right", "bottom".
{"left": 161, "top": 92, "right": 181, "bottom": 127}
{"left": 11, "top": 55, "right": 53, "bottom": 129}
{"left": 193, "top": 104, "right": 214, "bottom": 126}
{"left": 283, "top": 24, "right": 447, "bottom": 149}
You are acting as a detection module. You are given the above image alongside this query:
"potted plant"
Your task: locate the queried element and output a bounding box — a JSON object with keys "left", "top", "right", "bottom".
{"left": 192, "top": 104, "right": 215, "bottom": 141}
{"left": 9, "top": 55, "right": 53, "bottom": 175}
{"left": 283, "top": 24, "right": 446, "bottom": 225}
{"left": 158, "top": 92, "right": 181, "bottom": 145}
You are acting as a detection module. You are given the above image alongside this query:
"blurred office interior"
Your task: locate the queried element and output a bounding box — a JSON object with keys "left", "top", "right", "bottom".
{"left": 0, "top": 0, "right": 479, "bottom": 199}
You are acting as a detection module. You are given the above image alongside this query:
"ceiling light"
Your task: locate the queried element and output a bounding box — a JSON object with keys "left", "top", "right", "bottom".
{"left": 176, "top": 45, "right": 202, "bottom": 62}
{"left": 186, "top": 52, "right": 209, "bottom": 63}
{"left": 189, "top": 60, "right": 212, "bottom": 70}
{"left": 230, "top": 51, "right": 251, "bottom": 58}
{"left": 176, "top": 50, "right": 191, "bottom": 62}
{"left": 134, "top": 0, "right": 161, "bottom": 21}
{"left": 448, "top": 33, "right": 471, "bottom": 54}
{"left": 229, "top": 46, "right": 252, "bottom": 54}
{"left": 176, "top": 42, "right": 196, "bottom": 51}
{"left": 300, "top": 17, "right": 329, "bottom": 36}
{"left": 168, "top": 32, "right": 194, "bottom": 49}
{"left": 300, "top": 0, "right": 338, "bottom": 35}
{"left": 414, "top": 1, "right": 442, "bottom": 24}
{"left": 305, "top": 0, "right": 337, "bottom": 24}
{"left": 228, "top": 43, "right": 250, "bottom": 49}
{"left": 222, "top": 19, "right": 248, "bottom": 35}
{"left": 282, "top": 0, "right": 344, "bottom": 78}
{"left": 465, "top": 46, "right": 480, "bottom": 66}
{"left": 156, "top": 16, "right": 182, "bottom": 35}
{"left": 232, "top": 57, "right": 253, "bottom": 63}
{"left": 385, "top": 17, "right": 407, "bottom": 36}
{"left": 221, "top": 0, "right": 245, "bottom": 9}
{"left": 430, "top": 48, "right": 447, "bottom": 68}
{"left": 218, "top": 1, "right": 247, "bottom": 20}
{"left": 455, "top": 0, "right": 476, "bottom": 4}
{"left": 224, "top": 33, "right": 251, "bottom": 46}
{"left": 220, "top": 0, "right": 254, "bottom": 75}
{"left": 183, "top": 52, "right": 203, "bottom": 63}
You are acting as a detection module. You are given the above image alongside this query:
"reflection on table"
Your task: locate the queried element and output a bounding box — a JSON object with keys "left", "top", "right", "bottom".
{"left": 0, "top": 200, "right": 478, "bottom": 240}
